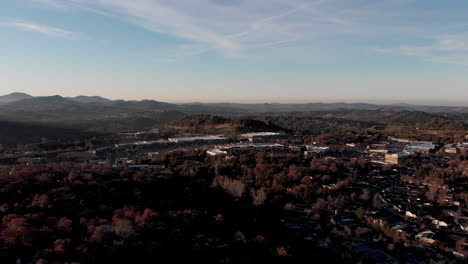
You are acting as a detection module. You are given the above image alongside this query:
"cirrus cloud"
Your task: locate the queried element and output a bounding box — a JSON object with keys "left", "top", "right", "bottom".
{"left": 1, "top": 20, "right": 80, "bottom": 39}
{"left": 23, "top": 0, "right": 468, "bottom": 65}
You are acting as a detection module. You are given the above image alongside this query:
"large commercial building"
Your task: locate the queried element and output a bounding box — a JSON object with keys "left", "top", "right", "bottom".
{"left": 404, "top": 141, "right": 436, "bottom": 154}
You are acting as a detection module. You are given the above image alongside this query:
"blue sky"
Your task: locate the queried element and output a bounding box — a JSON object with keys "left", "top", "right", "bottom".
{"left": 1, "top": 0, "right": 468, "bottom": 105}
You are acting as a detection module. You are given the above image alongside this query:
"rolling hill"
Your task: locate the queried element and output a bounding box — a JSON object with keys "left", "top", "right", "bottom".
{"left": 0, "top": 93, "right": 466, "bottom": 134}
{"left": 0, "top": 92, "right": 34, "bottom": 103}
{"left": 165, "top": 115, "right": 286, "bottom": 136}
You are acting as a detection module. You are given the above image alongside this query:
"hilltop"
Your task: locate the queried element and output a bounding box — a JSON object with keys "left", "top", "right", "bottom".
{"left": 0, "top": 92, "right": 34, "bottom": 103}
{"left": 165, "top": 115, "right": 286, "bottom": 136}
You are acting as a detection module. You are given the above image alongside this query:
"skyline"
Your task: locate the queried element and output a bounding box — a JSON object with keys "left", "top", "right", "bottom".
{"left": 1, "top": 0, "right": 468, "bottom": 105}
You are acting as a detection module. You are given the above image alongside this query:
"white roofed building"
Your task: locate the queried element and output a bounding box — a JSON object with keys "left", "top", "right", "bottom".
{"left": 168, "top": 136, "right": 227, "bottom": 143}
{"left": 404, "top": 141, "right": 436, "bottom": 154}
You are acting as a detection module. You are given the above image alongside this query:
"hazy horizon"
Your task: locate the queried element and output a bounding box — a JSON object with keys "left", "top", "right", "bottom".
{"left": 1, "top": 1, "right": 468, "bottom": 105}
{"left": 2, "top": 91, "right": 468, "bottom": 107}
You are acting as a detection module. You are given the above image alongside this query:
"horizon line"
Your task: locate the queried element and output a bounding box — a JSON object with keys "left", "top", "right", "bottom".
{"left": 2, "top": 92, "right": 468, "bottom": 107}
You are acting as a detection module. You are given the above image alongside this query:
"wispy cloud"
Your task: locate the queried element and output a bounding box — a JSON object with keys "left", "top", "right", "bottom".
{"left": 431, "top": 53, "right": 468, "bottom": 66}
{"left": 373, "top": 45, "right": 434, "bottom": 58}
{"left": 21, "top": 0, "right": 327, "bottom": 57}
{"left": 82, "top": 0, "right": 308, "bottom": 57}
{"left": 29, "top": 0, "right": 69, "bottom": 10}
{"left": 374, "top": 35, "right": 468, "bottom": 66}
{"left": 23, "top": 0, "right": 468, "bottom": 64}
{"left": 2, "top": 21, "right": 80, "bottom": 39}
{"left": 436, "top": 35, "right": 468, "bottom": 52}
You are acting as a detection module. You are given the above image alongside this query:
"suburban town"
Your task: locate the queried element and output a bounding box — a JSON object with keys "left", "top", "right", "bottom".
{"left": 0, "top": 113, "right": 466, "bottom": 263}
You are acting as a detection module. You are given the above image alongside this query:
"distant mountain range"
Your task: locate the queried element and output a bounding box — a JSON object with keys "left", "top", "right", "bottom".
{"left": 0, "top": 93, "right": 112, "bottom": 104}
{"left": 1, "top": 92, "right": 467, "bottom": 113}
{"left": 0, "top": 92, "right": 467, "bottom": 126}
{"left": 0, "top": 92, "right": 466, "bottom": 145}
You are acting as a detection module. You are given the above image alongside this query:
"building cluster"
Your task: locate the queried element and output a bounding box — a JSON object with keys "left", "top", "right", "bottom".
{"left": 379, "top": 181, "right": 467, "bottom": 233}
{"left": 444, "top": 143, "right": 468, "bottom": 154}
{"left": 383, "top": 140, "right": 468, "bottom": 165}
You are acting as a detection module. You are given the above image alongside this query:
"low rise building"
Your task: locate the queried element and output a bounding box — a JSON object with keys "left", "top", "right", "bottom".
{"left": 115, "top": 140, "right": 168, "bottom": 148}
{"left": 288, "top": 146, "right": 302, "bottom": 152}
{"left": 305, "top": 146, "right": 330, "bottom": 153}
{"left": 168, "top": 136, "right": 226, "bottom": 143}
{"left": 415, "top": 230, "right": 436, "bottom": 245}
{"left": 405, "top": 211, "right": 417, "bottom": 219}
{"left": 240, "top": 132, "right": 282, "bottom": 142}
{"left": 388, "top": 137, "right": 412, "bottom": 143}
{"left": 445, "top": 147, "right": 459, "bottom": 154}
{"left": 147, "top": 152, "right": 160, "bottom": 158}
{"left": 207, "top": 148, "right": 228, "bottom": 156}
{"left": 240, "top": 132, "right": 280, "bottom": 138}
{"left": 135, "top": 131, "right": 160, "bottom": 139}
{"left": 128, "top": 164, "right": 150, "bottom": 170}
{"left": 368, "top": 148, "right": 388, "bottom": 154}
{"left": 385, "top": 152, "right": 410, "bottom": 164}
{"left": 431, "top": 219, "right": 448, "bottom": 228}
